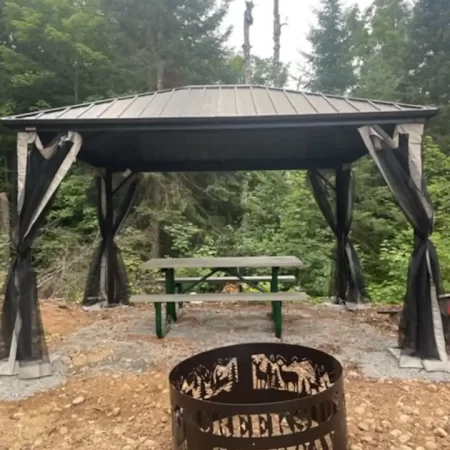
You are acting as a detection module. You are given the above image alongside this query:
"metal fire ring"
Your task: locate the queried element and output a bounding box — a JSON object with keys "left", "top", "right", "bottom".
{"left": 169, "top": 343, "right": 347, "bottom": 450}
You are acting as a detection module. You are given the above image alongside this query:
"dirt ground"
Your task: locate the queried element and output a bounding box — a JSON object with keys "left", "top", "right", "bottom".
{"left": 0, "top": 301, "right": 449, "bottom": 450}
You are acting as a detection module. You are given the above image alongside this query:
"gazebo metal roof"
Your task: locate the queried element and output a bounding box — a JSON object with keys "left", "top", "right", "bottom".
{"left": 0, "top": 85, "right": 438, "bottom": 172}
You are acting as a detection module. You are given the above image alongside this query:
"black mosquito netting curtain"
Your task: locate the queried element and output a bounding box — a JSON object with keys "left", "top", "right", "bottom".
{"left": 83, "top": 171, "right": 141, "bottom": 308}
{"left": 359, "top": 124, "right": 449, "bottom": 369}
{"left": 0, "top": 131, "right": 82, "bottom": 379}
{"left": 307, "top": 166, "right": 366, "bottom": 308}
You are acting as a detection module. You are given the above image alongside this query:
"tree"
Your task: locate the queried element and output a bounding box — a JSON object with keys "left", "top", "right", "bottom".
{"left": 243, "top": 1, "right": 254, "bottom": 84}
{"left": 353, "top": 0, "right": 411, "bottom": 100}
{"left": 403, "top": 0, "right": 450, "bottom": 148}
{"left": 404, "top": 0, "right": 450, "bottom": 105}
{"left": 252, "top": 56, "right": 289, "bottom": 87}
{"left": 102, "top": 0, "right": 233, "bottom": 91}
{"left": 304, "top": 0, "right": 356, "bottom": 94}
{"left": 0, "top": 0, "right": 120, "bottom": 113}
{"left": 272, "top": 0, "right": 287, "bottom": 87}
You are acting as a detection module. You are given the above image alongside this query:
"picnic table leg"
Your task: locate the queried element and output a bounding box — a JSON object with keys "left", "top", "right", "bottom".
{"left": 271, "top": 266, "right": 282, "bottom": 338}
{"left": 155, "top": 302, "right": 164, "bottom": 339}
{"left": 165, "top": 269, "right": 177, "bottom": 322}
{"left": 175, "top": 283, "right": 183, "bottom": 309}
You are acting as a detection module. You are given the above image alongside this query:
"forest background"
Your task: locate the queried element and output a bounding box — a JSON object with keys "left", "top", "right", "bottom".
{"left": 0, "top": 0, "right": 449, "bottom": 303}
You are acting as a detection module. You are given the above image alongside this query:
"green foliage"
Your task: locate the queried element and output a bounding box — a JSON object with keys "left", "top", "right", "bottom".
{"left": 404, "top": 0, "right": 450, "bottom": 105}
{"left": 352, "top": 0, "right": 410, "bottom": 100}
{"left": 101, "top": 0, "right": 233, "bottom": 90}
{"left": 304, "top": 0, "right": 356, "bottom": 94}
{"left": 223, "top": 54, "right": 290, "bottom": 87}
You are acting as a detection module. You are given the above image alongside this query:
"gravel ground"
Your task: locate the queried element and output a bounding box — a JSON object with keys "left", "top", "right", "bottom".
{"left": 1, "top": 302, "right": 449, "bottom": 401}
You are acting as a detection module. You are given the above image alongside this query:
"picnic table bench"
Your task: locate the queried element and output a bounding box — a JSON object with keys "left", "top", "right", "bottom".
{"left": 131, "top": 256, "right": 305, "bottom": 339}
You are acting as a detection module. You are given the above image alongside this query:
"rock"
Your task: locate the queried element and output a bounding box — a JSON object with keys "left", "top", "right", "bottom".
{"left": 399, "top": 446, "right": 412, "bottom": 450}
{"left": 34, "top": 438, "right": 43, "bottom": 447}
{"left": 59, "top": 427, "right": 69, "bottom": 436}
{"left": 357, "top": 422, "right": 369, "bottom": 432}
{"left": 433, "top": 427, "right": 447, "bottom": 438}
{"left": 424, "top": 442, "right": 438, "bottom": 450}
{"left": 399, "top": 433, "right": 411, "bottom": 444}
{"left": 415, "top": 447, "right": 426, "bottom": 450}
{"left": 113, "top": 426, "right": 124, "bottom": 437}
{"left": 350, "top": 445, "right": 362, "bottom": 450}
{"left": 375, "top": 425, "right": 384, "bottom": 433}
{"left": 423, "top": 417, "right": 434, "bottom": 429}
{"left": 391, "top": 429, "right": 402, "bottom": 437}
{"left": 72, "top": 396, "right": 86, "bottom": 406}
{"left": 142, "top": 439, "right": 157, "bottom": 449}
{"left": 403, "top": 406, "right": 414, "bottom": 415}
{"left": 399, "top": 414, "right": 411, "bottom": 423}
{"left": 112, "top": 407, "right": 121, "bottom": 417}
{"left": 354, "top": 406, "right": 365, "bottom": 415}
{"left": 382, "top": 420, "right": 391, "bottom": 429}
{"left": 434, "top": 408, "right": 445, "bottom": 417}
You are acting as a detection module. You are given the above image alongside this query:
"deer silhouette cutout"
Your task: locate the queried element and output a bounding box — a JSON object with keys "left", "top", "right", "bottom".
{"left": 252, "top": 354, "right": 270, "bottom": 389}
{"left": 277, "top": 363, "right": 299, "bottom": 392}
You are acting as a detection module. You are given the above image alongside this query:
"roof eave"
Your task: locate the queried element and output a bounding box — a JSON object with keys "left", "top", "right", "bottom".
{"left": 0, "top": 108, "right": 439, "bottom": 132}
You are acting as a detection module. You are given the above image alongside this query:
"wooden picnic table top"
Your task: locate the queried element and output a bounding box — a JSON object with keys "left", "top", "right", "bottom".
{"left": 141, "top": 256, "right": 303, "bottom": 270}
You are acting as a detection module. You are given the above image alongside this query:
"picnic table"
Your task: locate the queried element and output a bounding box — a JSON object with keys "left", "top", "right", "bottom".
{"left": 131, "top": 256, "right": 305, "bottom": 339}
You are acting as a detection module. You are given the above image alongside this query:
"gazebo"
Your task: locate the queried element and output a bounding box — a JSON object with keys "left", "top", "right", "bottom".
{"left": 0, "top": 85, "right": 448, "bottom": 379}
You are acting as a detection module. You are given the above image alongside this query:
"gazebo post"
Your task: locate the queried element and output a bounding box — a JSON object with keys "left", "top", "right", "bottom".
{"left": 359, "top": 124, "right": 449, "bottom": 370}
{"left": 104, "top": 170, "right": 116, "bottom": 306}
{"left": 308, "top": 167, "right": 366, "bottom": 308}
{"left": 83, "top": 171, "right": 141, "bottom": 308}
{"left": 0, "top": 131, "right": 82, "bottom": 379}
{"left": 335, "top": 166, "right": 348, "bottom": 300}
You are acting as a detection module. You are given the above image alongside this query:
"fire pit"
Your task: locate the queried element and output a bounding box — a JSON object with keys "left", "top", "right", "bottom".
{"left": 169, "top": 343, "right": 347, "bottom": 450}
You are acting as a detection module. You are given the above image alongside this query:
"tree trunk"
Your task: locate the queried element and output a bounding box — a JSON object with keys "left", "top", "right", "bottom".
{"left": 273, "top": 0, "right": 280, "bottom": 86}
{"left": 243, "top": 1, "right": 254, "bottom": 84}
{"left": 273, "top": 0, "right": 286, "bottom": 87}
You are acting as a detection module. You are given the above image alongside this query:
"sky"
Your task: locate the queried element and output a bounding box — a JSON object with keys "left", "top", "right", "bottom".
{"left": 223, "top": 0, "right": 374, "bottom": 87}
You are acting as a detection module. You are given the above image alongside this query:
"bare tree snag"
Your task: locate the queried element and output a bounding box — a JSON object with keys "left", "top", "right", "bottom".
{"left": 273, "top": 0, "right": 288, "bottom": 87}
{"left": 243, "top": 1, "right": 254, "bottom": 84}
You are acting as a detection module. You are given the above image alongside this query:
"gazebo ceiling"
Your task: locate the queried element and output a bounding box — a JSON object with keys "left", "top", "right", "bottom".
{"left": 0, "top": 85, "right": 438, "bottom": 172}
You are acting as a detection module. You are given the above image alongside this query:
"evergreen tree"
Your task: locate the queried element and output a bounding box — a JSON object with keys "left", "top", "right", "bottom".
{"left": 352, "top": 0, "right": 411, "bottom": 101}
{"left": 403, "top": 0, "right": 450, "bottom": 148}
{"left": 404, "top": 0, "right": 450, "bottom": 105}
{"left": 102, "top": 0, "right": 232, "bottom": 91}
{"left": 0, "top": 0, "right": 120, "bottom": 113}
{"left": 304, "top": 0, "right": 356, "bottom": 94}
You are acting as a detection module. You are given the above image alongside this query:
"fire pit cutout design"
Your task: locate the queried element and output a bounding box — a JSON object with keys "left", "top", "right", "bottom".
{"left": 169, "top": 343, "right": 347, "bottom": 450}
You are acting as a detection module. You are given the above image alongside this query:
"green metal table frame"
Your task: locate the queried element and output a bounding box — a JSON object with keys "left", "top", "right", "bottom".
{"left": 155, "top": 266, "right": 284, "bottom": 339}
